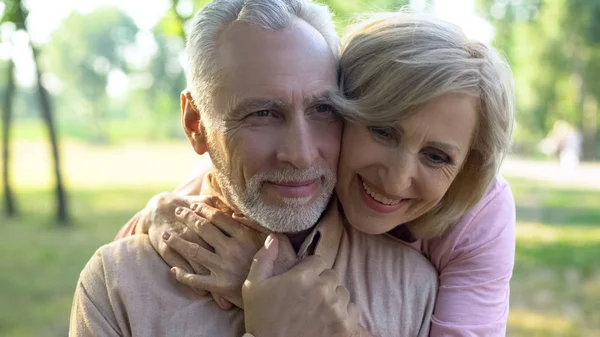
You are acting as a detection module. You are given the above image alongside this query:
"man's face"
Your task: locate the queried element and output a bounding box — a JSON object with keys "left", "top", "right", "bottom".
{"left": 193, "top": 19, "right": 342, "bottom": 233}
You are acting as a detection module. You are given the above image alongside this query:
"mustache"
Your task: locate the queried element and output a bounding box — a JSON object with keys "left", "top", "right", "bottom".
{"left": 250, "top": 166, "right": 336, "bottom": 184}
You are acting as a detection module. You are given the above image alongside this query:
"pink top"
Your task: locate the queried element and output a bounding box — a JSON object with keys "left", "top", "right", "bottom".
{"left": 116, "top": 173, "right": 515, "bottom": 336}
{"left": 410, "top": 175, "right": 515, "bottom": 336}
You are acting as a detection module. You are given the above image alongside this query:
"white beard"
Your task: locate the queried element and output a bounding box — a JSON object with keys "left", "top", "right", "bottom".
{"left": 214, "top": 166, "right": 336, "bottom": 233}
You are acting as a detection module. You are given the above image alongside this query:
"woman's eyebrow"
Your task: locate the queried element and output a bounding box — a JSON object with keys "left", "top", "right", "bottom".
{"left": 427, "top": 141, "right": 460, "bottom": 154}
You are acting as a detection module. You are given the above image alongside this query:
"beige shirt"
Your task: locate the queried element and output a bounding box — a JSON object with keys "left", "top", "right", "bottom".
{"left": 70, "top": 200, "right": 438, "bottom": 336}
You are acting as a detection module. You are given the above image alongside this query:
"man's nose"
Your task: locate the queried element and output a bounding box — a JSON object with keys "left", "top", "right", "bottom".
{"left": 276, "top": 118, "right": 318, "bottom": 170}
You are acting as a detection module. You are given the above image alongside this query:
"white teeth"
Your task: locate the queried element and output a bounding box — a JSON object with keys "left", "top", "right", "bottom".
{"left": 361, "top": 180, "right": 402, "bottom": 206}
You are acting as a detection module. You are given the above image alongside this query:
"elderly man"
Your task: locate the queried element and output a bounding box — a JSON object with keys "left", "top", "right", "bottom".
{"left": 69, "top": 0, "right": 437, "bottom": 336}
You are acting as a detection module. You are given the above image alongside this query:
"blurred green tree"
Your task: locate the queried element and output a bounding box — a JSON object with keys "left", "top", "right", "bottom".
{"left": 1, "top": 0, "right": 68, "bottom": 223}
{"left": 1, "top": 43, "right": 17, "bottom": 217}
{"left": 42, "top": 7, "right": 139, "bottom": 144}
{"left": 478, "top": 0, "right": 599, "bottom": 159}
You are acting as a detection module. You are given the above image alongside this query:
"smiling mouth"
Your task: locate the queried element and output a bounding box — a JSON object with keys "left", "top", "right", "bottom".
{"left": 265, "top": 179, "right": 321, "bottom": 199}
{"left": 360, "top": 177, "right": 403, "bottom": 206}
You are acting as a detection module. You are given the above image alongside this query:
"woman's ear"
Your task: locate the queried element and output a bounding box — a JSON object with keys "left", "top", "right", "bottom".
{"left": 181, "top": 90, "right": 208, "bottom": 155}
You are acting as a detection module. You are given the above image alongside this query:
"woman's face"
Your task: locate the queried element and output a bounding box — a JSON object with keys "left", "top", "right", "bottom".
{"left": 336, "top": 93, "right": 478, "bottom": 234}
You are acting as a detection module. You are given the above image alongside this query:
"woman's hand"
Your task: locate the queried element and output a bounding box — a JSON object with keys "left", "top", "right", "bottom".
{"left": 163, "top": 202, "right": 265, "bottom": 309}
{"left": 141, "top": 193, "right": 216, "bottom": 278}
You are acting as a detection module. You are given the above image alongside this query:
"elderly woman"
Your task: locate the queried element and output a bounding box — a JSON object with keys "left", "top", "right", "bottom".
{"left": 117, "top": 11, "right": 515, "bottom": 336}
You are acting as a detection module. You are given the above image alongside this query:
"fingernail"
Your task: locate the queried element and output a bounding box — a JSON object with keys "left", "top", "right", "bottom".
{"left": 190, "top": 203, "right": 199, "bottom": 211}
{"left": 162, "top": 232, "right": 171, "bottom": 241}
{"left": 175, "top": 207, "right": 184, "bottom": 215}
{"left": 170, "top": 267, "right": 176, "bottom": 277}
{"left": 265, "top": 234, "right": 274, "bottom": 249}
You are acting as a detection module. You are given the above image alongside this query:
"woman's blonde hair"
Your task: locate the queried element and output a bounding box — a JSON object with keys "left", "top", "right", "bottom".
{"left": 337, "top": 12, "right": 515, "bottom": 239}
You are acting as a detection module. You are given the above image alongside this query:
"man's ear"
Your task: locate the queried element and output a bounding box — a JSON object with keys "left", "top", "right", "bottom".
{"left": 181, "top": 90, "right": 208, "bottom": 155}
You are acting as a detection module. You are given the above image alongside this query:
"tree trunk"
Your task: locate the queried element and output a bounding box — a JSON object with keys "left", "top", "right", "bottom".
{"left": 30, "top": 45, "right": 69, "bottom": 224}
{"left": 1, "top": 59, "right": 17, "bottom": 217}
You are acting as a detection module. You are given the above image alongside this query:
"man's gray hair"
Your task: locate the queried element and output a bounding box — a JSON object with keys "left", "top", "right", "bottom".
{"left": 186, "top": 0, "right": 339, "bottom": 122}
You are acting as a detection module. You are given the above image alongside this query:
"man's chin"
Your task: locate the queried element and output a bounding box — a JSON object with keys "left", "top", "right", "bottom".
{"left": 246, "top": 204, "right": 323, "bottom": 233}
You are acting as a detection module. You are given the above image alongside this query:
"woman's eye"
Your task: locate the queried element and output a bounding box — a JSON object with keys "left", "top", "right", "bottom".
{"left": 423, "top": 149, "right": 451, "bottom": 165}
{"left": 368, "top": 126, "right": 397, "bottom": 141}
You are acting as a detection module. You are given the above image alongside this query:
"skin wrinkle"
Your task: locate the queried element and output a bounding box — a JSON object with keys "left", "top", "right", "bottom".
{"left": 188, "top": 18, "right": 341, "bottom": 234}
{"left": 336, "top": 93, "right": 478, "bottom": 235}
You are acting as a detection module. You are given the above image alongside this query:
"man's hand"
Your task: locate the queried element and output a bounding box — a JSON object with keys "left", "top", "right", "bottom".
{"left": 242, "top": 234, "right": 364, "bottom": 337}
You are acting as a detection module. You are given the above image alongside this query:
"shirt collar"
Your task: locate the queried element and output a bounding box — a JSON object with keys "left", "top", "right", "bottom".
{"left": 296, "top": 198, "right": 343, "bottom": 269}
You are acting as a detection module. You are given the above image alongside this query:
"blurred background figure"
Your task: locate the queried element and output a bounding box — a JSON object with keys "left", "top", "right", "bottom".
{"left": 541, "top": 120, "right": 583, "bottom": 172}
{"left": 1, "top": 0, "right": 599, "bottom": 336}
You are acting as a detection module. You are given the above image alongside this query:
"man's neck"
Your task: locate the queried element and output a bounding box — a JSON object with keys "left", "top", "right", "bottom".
{"left": 286, "top": 226, "right": 315, "bottom": 252}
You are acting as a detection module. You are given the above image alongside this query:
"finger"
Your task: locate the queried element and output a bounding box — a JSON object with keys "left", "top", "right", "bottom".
{"left": 290, "top": 255, "right": 328, "bottom": 277}
{"left": 158, "top": 240, "right": 196, "bottom": 273}
{"left": 231, "top": 214, "right": 270, "bottom": 234}
{"left": 195, "top": 195, "right": 232, "bottom": 214}
{"left": 347, "top": 302, "right": 361, "bottom": 321}
{"left": 231, "top": 214, "right": 256, "bottom": 228}
{"left": 319, "top": 269, "right": 340, "bottom": 285}
{"left": 163, "top": 232, "right": 221, "bottom": 271}
{"left": 194, "top": 204, "right": 249, "bottom": 239}
{"left": 335, "top": 285, "right": 350, "bottom": 305}
{"left": 272, "top": 234, "right": 299, "bottom": 276}
{"left": 148, "top": 226, "right": 195, "bottom": 273}
{"left": 213, "top": 294, "right": 235, "bottom": 311}
{"left": 171, "top": 267, "right": 222, "bottom": 294}
{"left": 246, "top": 235, "right": 279, "bottom": 284}
{"left": 175, "top": 207, "right": 228, "bottom": 248}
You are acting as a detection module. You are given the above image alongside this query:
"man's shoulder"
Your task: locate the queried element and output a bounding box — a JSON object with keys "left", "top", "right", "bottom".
{"left": 378, "top": 233, "right": 438, "bottom": 283}
{"left": 96, "top": 235, "right": 161, "bottom": 269}
{"left": 346, "top": 226, "right": 438, "bottom": 282}
{"left": 81, "top": 235, "right": 166, "bottom": 291}
{"left": 75, "top": 236, "right": 246, "bottom": 336}
{"left": 339, "top": 226, "right": 437, "bottom": 336}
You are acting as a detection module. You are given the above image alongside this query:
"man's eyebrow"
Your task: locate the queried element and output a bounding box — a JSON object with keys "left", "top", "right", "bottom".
{"left": 303, "top": 88, "right": 343, "bottom": 106}
{"left": 225, "top": 98, "right": 288, "bottom": 119}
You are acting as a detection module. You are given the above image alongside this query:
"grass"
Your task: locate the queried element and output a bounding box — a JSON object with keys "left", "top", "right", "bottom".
{"left": 507, "top": 179, "right": 600, "bottom": 337}
{"left": 0, "top": 187, "right": 171, "bottom": 337}
{"left": 0, "top": 141, "right": 599, "bottom": 336}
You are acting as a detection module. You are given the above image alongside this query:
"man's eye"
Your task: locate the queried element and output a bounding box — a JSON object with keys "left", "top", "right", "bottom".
{"left": 252, "top": 110, "right": 274, "bottom": 117}
{"left": 368, "top": 126, "right": 397, "bottom": 141}
{"left": 315, "top": 104, "right": 334, "bottom": 114}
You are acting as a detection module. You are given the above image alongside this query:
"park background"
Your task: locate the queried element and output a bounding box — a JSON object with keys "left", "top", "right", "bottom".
{"left": 1, "top": 0, "right": 599, "bottom": 336}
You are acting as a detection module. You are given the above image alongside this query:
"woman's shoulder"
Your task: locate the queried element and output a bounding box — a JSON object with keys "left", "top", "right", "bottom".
{"left": 450, "top": 175, "right": 514, "bottom": 236}
{"left": 422, "top": 175, "right": 516, "bottom": 269}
